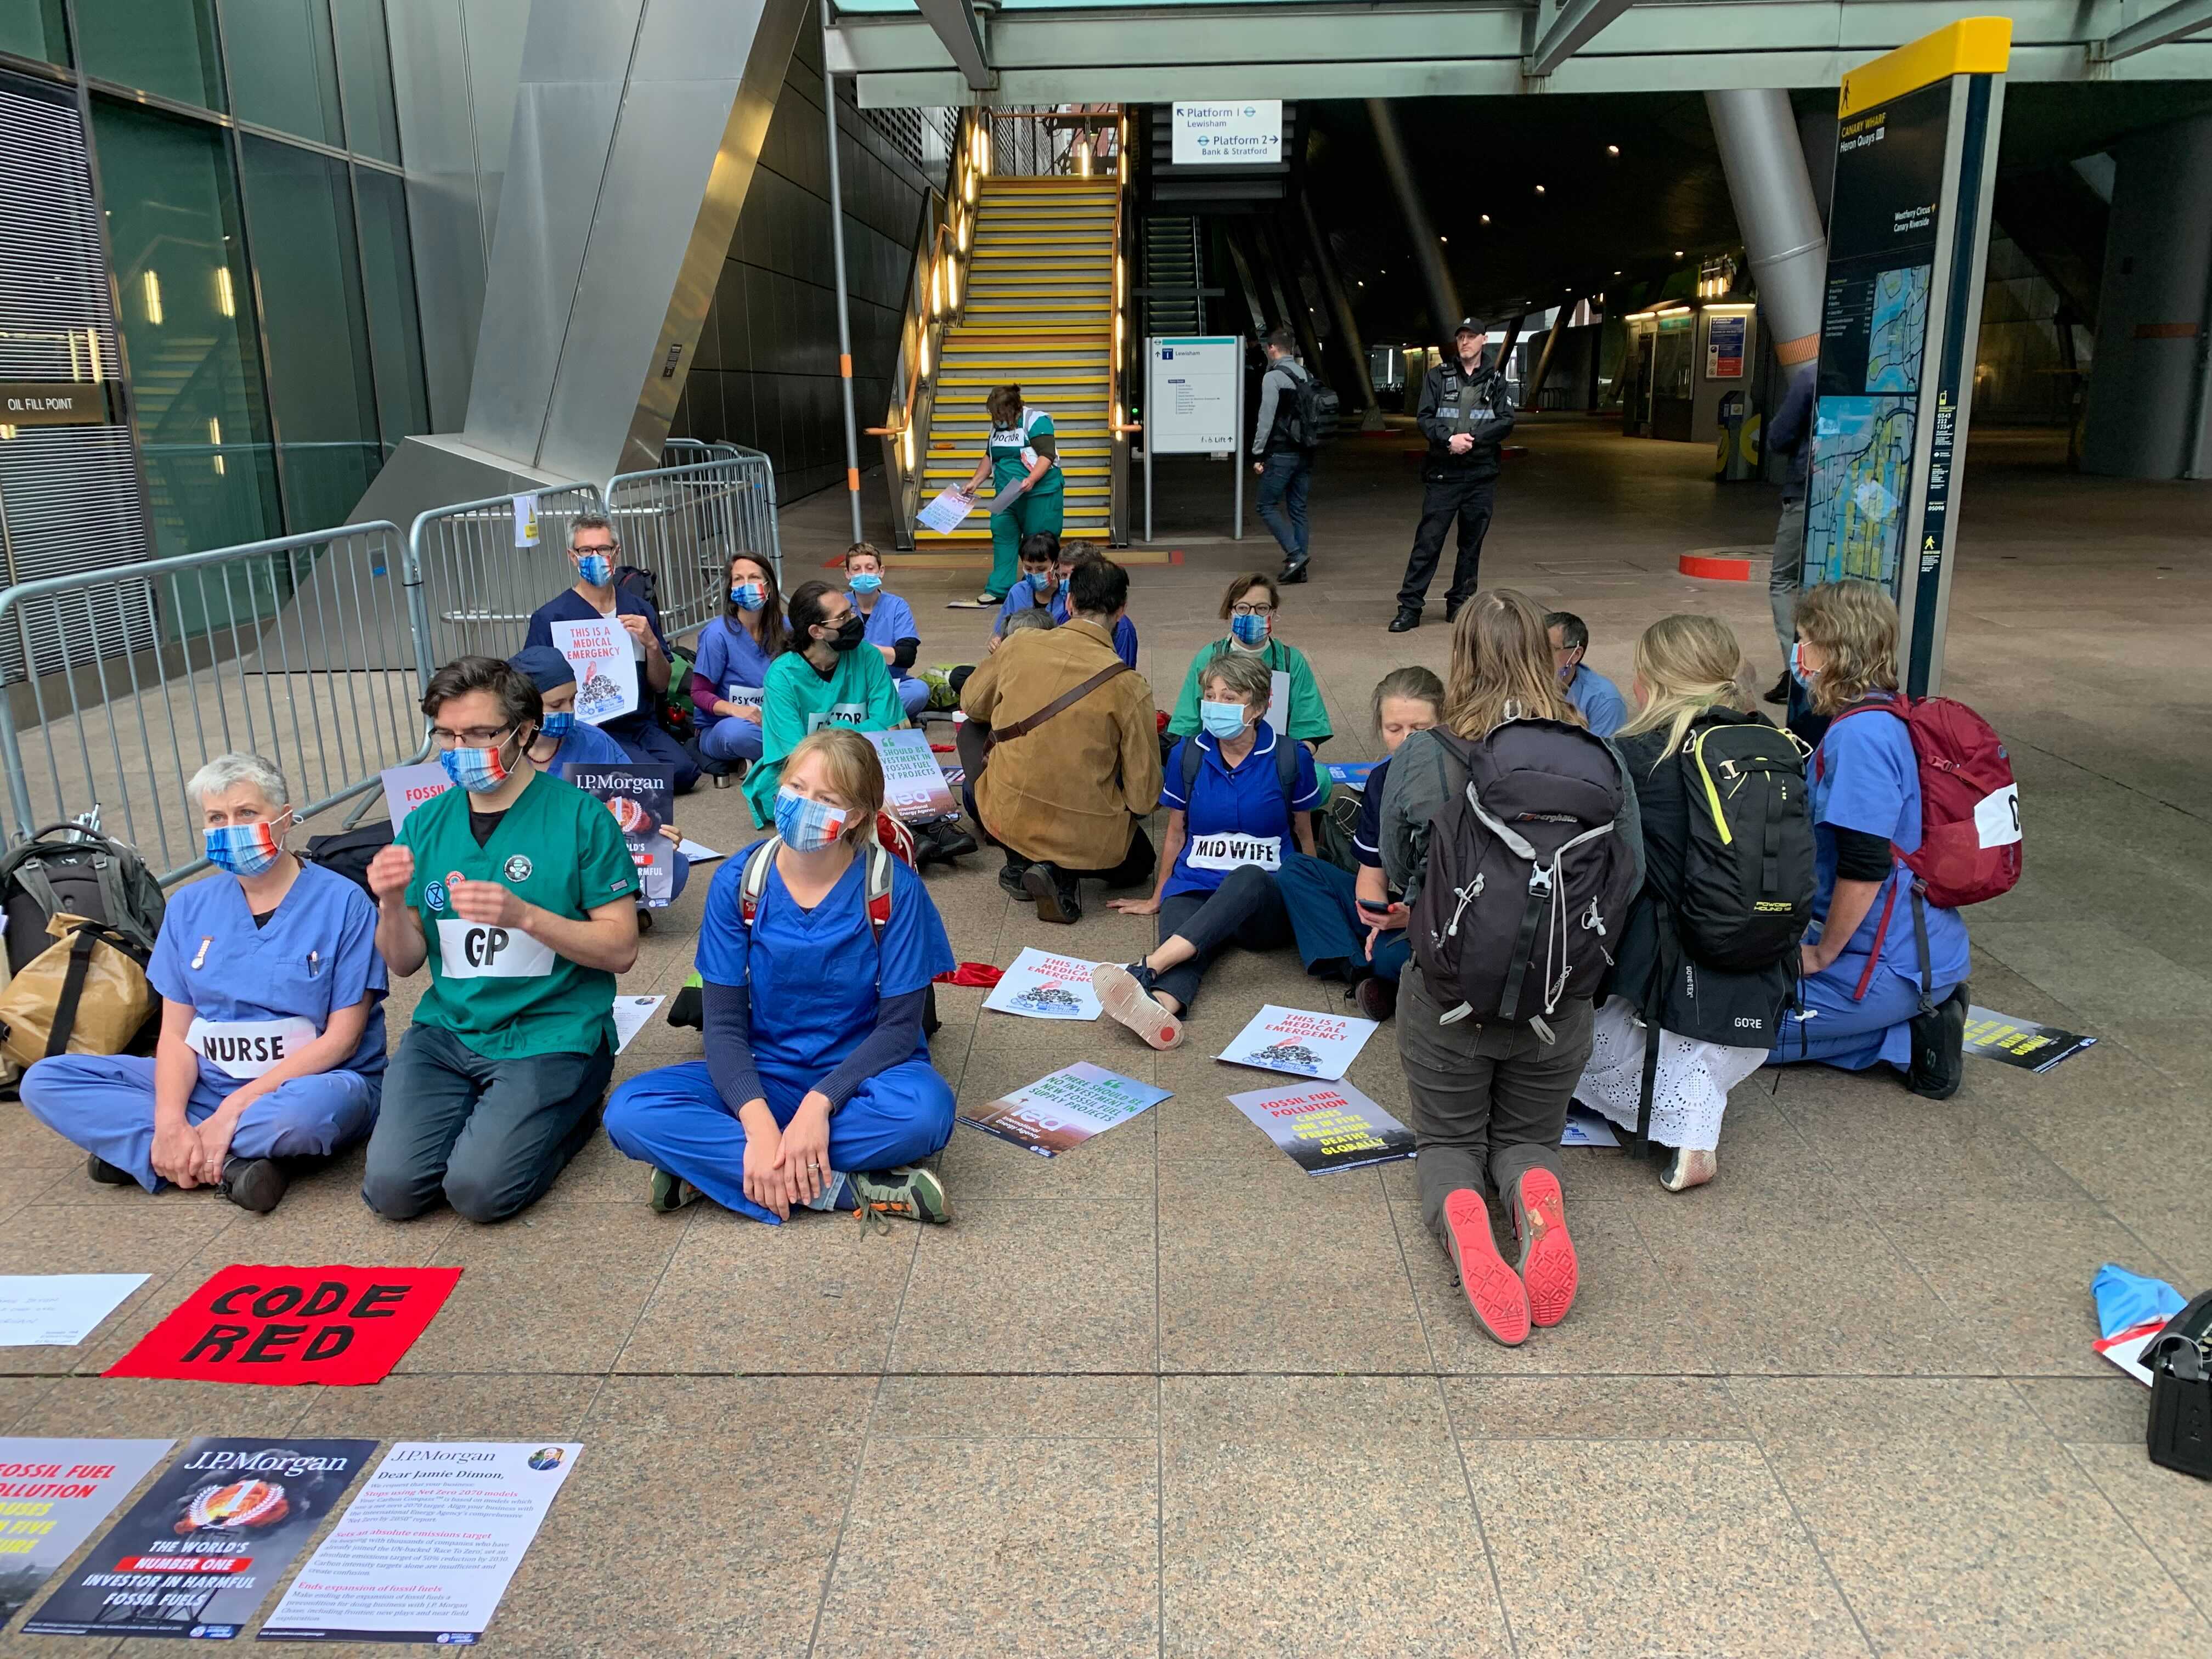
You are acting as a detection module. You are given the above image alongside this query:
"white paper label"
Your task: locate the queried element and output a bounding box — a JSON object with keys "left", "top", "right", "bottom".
{"left": 1186, "top": 832, "right": 1282, "bottom": 873}
{"left": 807, "top": 703, "right": 867, "bottom": 731}
{"left": 512, "top": 494, "right": 538, "bottom": 547}
{"left": 725, "top": 684, "right": 763, "bottom": 708}
{"left": 1266, "top": 670, "right": 1290, "bottom": 733}
{"left": 1973, "top": 783, "right": 2022, "bottom": 849}
{"left": 186, "top": 1015, "right": 321, "bottom": 1079}
{"left": 436, "top": 918, "right": 557, "bottom": 979}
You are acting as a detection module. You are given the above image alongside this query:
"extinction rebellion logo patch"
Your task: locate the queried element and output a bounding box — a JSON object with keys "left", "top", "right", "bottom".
{"left": 503, "top": 855, "right": 533, "bottom": 882}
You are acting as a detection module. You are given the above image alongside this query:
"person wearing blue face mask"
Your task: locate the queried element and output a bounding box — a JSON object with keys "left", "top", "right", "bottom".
{"left": 689, "top": 552, "right": 786, "bottom": 776}
{"left": 605, "top": 729, "right": 957, "bottom": 1225}
{"left": 1166, "top": 572, "right": 1332, "bottom": 747}
{"left": 1545, "top": 611, "right": 1628, "bottom": 738}
{"left": 20, "top": 754, "right": 386, "bottom": 1213}
{"left": 359, "top": 656, "right": 641, "bottom": 1224}
{"left": 522, "top": 515, "right": 698, "bottom": 792}
{"left": 843, "top": 543, "right": 929, "bottom": 717}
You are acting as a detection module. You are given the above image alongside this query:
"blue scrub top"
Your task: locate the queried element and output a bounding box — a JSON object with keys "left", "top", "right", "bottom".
{"left": 1045, "top": 590, "right": 1141, "bottom": 669}
{"left": 146, "top": 861, "right": 388, "bottom": 1086}
{"left": 1810, "top": 705, "right": 1971, "bottom": 990}
{"left": 1159, "top": 725, "right": 1324, "bottom": 900}
{"left": 691, "top": 614, "right": 776, "bottom": 727}
{"left": 853, "top": 590, "right": 919, "bottom": 654}
{"left": 695, "top": 843, "right": 954, "bottom": 1084}
{"left": 545, "top": 721, "right": 631, "bottom": 771}
{"left": 1350, "top": 754, "right": 1392, "bottom": 871}
{"left": 1564, "top": 664, "right": 1628, "bottom": 738}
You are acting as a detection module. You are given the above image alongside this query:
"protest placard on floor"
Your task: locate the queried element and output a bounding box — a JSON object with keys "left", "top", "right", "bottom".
{"left": 1227, "top": 1081, "right": 1414, "bottom": 1175}
{"left": 0, "top": 1437, "right": 173, "bottom": 1621}
{"left": 22, "top": 1437, "right": 376, "bottom": 1639}
{"left": 0, "top": 1273, "right": 148, "bottom": 1347}
{"left": 105, "top": 1267, "right": 461, "bottom": 1387}
{"left": 549, "top": 617, "right": 637, "bottom": 724}
{"left": 958, "top": 1062, "right": 1170, "bottom": 1156}
{"left": 981, "top": 946, "right": 1103, "bottom": 1021}
{"left": 563, "top": 762, "right": 676, "bottom": 905}
{"left": 1561, "top": 1107, "right": 1621, "bottom": 1148}
{"left": 1962, "top": 1006, "right": 2097, "bottom": 1073}
{"left": 1216, "top": 1003, "right": 1379, "bottom": 1081}
{"left": 612, "top": 995, "right": 664, "bottom": 1055}
{"left": 258, "top": 1441, "right": 580, "bottom": 1644}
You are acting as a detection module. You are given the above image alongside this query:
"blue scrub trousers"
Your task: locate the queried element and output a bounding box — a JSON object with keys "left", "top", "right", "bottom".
{"left": 603, "top": 1057, "right": 955, "bottom": 1225}
{"left": 1274, "top": 851, "right": 1409, "bottom": 984}
{"left": 700, "top": 714, "right": 765, "bottom": 764}
{"left": 1770, "top": 959, "right": 1959, "bottom": 1071}
{"left": 895, "top": 675, "right": 930, "bottom": 718}
{"left": 613, "top": 715, "right": 702, "bottom": 793}
{"left": 20, "top": 1054, "right": 379, "bottom": 1193}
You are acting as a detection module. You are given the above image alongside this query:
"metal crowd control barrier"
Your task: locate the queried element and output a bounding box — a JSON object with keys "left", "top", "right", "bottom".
{"left": 0, "top": 522, "right": 429, "bottom": 884}
{"left": 605, "top": 448, "right": 783, "bottom": 636}
{"left": 405, "top": 483, "right": 607, "bottom": 666}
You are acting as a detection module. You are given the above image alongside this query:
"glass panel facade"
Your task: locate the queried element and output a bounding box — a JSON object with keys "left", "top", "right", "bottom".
{"left": 330, "top": 0, "right": 399, "bottom": 163}
{"left": 356, "top": 165, "right": 431, "bottom": 449}
{"left": 239, "top": 134, "right": 380, "bottom": 531}
{"left": 74, "top": 0, "right": 225, "bottom": 110}
{"left": 0, "top": 1, "right": 71, "bottom": 66}
{"left": 220, "top": 0, "right": 343, "bottom": 146}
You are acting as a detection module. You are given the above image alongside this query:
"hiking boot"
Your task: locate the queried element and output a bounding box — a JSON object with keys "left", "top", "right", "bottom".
{"left": 1510, "top": 1168, "right": 1578, "bottom": 1328}
{"left": 1763, "top": 672, "right": 1790, "bottom": 706}
{"left": 998, "top": 861, "right": 1032, "bottom": 899}
{"left": 1660, "top": 1147, "right": 1718, "bottom": 1193}
{"left": 1352, "top": 973, "right": 1398, "bottom": 1024}
{"left": 1092, "top": 961, "right": 1183, "bottom": 1050}
{"left": 219, "top": 1156, "right": 289, "bottom": 1215}
{"left": 1021, "top": 861, "right": 1081, "bottom": 924}
{"left": 87, "top": 1153, "right": 134, "bottom": 1187}
{"left": 1387, "top": 607, "right": 1421, "bottom": 633}
{"left": 650, "top": 1167, "right": 705, "bottom": 1214}
{"left": 1442, "top": 1189, "right": 1531, "bottom": 1346}
{"left": 1905, "top": 983, "right": 1970, "bottom": 1101}
{"left": 851, "top": 1164, "right": 951, "bottom": 1226}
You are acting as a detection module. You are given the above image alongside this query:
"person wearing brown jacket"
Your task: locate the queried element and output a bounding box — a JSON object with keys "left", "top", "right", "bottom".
{"left": 958, "top": 557, "right": 1162, "bottom": 924}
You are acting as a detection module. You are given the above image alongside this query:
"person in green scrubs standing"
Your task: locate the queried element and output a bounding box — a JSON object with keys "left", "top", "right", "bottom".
{"left": 962, "top": 383, "right": 1063, "bottom": 605}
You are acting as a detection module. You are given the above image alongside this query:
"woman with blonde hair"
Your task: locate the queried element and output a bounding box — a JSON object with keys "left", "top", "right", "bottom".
{"left": 1378, "top": 590, "right": 1642, "bottom": 1348}
{"left": 604, "top": 728, "right": 957, "bottom": 1227}
{"left": 1572, "top": 614, "right": 1799, "bottom": 1192}
{"left": 1778, "top": 580, "right": 1970, "bottom": 1084}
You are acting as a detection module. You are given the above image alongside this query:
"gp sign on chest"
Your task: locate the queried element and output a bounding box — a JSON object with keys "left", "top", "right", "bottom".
{"left": 1148, "top": 336, "right": 1240, "bottom": 453}
{"left": 1171, "top": 101, "right": 1282, "bottom": 165}
{"left": 187, "top": 1017, "right": 320, "bottom": 1079}
{"left": 436, "top": 919, "right": 556, "bottom": 979}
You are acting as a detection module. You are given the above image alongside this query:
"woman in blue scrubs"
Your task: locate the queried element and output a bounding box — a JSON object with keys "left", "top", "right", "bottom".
{"left": 603, "top": 727, "right": 957, "bottom": 1225}
{"left": 1773, "top": 581, "right": 1970, "bottom": 1078}
{"left": 20, "top": 754, "right": 386, "bottom": 1212}
{"left": 844, "top": 543, "right": 930, "bottom": 718}
{"left": 689, "top": 551, "right": 786, "bottom": 770}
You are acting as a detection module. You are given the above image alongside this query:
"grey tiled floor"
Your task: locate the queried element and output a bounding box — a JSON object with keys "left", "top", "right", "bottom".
{"left": 5, "top": 419, "right": 2210, "bottom": 1655}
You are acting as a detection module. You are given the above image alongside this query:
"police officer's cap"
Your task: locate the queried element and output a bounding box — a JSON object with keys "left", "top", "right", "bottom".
{"left": 1454, "top": 317, "right": 1489, "bottom": 340}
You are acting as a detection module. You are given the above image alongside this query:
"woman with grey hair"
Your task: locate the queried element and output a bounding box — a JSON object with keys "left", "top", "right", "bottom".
{"left": 19, "top": 752, "right": 387, "bottom": 1211}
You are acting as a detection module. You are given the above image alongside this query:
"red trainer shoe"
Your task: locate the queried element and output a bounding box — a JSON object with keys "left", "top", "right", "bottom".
{"left": 1442, "top": 1189, "right": 1531, "bottom": 1346}
{"left": 1511, "top": 1168, "right": 1578, "bottom": 1328}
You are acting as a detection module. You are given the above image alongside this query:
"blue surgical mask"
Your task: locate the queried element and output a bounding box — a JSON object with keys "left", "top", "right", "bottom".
{"left": 1200, "top": 699, "right": 1251, "bottom": 741}
{"left": 439, "top": 737, "right": 516, "bottom": 795}
{"left": 774, "top": 787, "right": 851, "bottom": 853}
{"left": 577, "top": 552, "right": 613, "bottom": 586}
{"left": 848, "top": 573, "right": 883, "bottom": 595}
{"left": 1788, "top": 641, "right": 1816, "bottom": 690}
{"left": 204, "top": 816, "right": 286, "bottom": 878}
{"left": 539, "top": 710, "right": 575, "bottom": 743}
{"left": 1229, "top": 611, "right": 1269, "bottom": 648}
{"left": 731, "top": 582, "right": 765, "bottom": 612}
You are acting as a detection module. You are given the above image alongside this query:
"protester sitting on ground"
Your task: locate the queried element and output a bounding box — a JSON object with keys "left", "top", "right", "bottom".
{"left": 603, "top": 730, "right": 956, "bottom": 1226}
{"left": 20, "top": 754, "right": 386, "bottom": 1214}
{"left": 1008, "top": 540, "right": 1142, "bottom": 669}
{"left": 1772, "top": 580, "right": 1970, "bottom": 1079}
{"left": 1094, "top": 651, "right": 1322, "bottom": 1048}
{"left": 522, "top": 514, "right": 698, "bottom": 792}
{"left": 690, "top": 551, "right": 786, "bottom": 774}
{"left": 512, "top": 645, "right": 691, "bottom": 906}
{"left": 988, "top": 533, "right": 1062, "bottom": 650}
{"left": 958, "top": 556, "right": 1161, "bottom": 924}
{"left": 1572, "top": 616, "right": 1794, "bottom": 1192}
{"left": 360, "top": 656, "right": 640, "bottom": 1224}
{"left": 1276, "top": 666, "right": 1442, "bottom": 1024}
{"left": 1547, "top": 611, "right": 1627, "bottom": 738}
{"left": 845, "top": 543, "right": 929, "bottom": 718}
{"left": 1379, "top": 590, "right": 1644, "bottom": 1347}
{"left": 1166, "top": 572, "right": 1332, "bottom": 747}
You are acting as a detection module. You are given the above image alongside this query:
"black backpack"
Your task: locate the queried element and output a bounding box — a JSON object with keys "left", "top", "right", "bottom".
{"left": 1287, "top": 369, "right": 1341, "bottom": 448}
{"left": 0, "top": 823, "right": 165, "bottom": 976}
{"left": 1406, "top": 722, "right": 1637, "bottom": 1041}
{"left": 304, "top": 822, "right": 395, "bottom": 898}
{"left": 1671, "top": 714, "right": 1814, "bottom": 972}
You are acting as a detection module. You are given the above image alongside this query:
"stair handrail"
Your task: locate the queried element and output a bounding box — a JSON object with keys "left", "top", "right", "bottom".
{"left": 1109, "top": 106, "right": 1134, "bottom": 546}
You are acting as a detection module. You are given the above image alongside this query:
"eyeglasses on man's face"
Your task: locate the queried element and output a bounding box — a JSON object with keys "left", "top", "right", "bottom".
{"left": 431, "top": 724, "right": 516, "bottom": 748}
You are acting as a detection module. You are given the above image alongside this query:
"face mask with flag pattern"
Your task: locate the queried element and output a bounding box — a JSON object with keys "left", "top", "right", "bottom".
{"left": 204, "top": 816, "right": 287, "bottom": 877}
{"left": 774, "top": 788, "right": 850, "bottom": 852}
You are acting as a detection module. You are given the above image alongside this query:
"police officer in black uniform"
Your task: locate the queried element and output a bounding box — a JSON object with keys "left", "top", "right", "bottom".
{"left": 1390, "top": 318, "right": 1516, "bottom": 632}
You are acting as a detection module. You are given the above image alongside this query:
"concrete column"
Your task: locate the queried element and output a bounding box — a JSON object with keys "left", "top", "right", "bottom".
{"left": 1297, "top": 189, "right": 1385, "bottom": 428}
{"left": 2082, "top": 114, "right": 2212, "bottom": 481}
{"left": 1366, "top": 98, "right": 1461, "bottom": 345}
{"left": 1705, "top": 89, "right": 1826, "bottom": 364}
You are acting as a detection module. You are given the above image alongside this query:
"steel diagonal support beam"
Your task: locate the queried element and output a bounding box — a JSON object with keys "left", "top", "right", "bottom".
{"left": 2095, "top": 0, "right": 2212, "bottom": 62}
{"left": 914, "top": 0, "right": 995, "bottom": 90}
{"left": 1528, "top": 0, "right": 1640, "bottom": 77}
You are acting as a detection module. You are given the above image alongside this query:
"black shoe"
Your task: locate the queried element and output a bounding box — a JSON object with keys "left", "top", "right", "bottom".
{"left": 1352, "top": 973, "right": 1399, "bottom": 1024}
{"left": 1763, "top": 673, "right": 1790, "bottom": 706}
{"left": 219, "top": 1155, "right": 289, "bottom": 1215}
{"left": 1388, "top": 607, "right": 1421, "bottom": 633}
{"left": 1279, "top": 559, "right": 1310, "bottom": 585}
{"left": 998, "top": 861, "right": 1031, "bottom": 899}
{"left": 1905, "top": 984, "right": 1970, "bottom": 1101}
{"left": 87, "top": 1152, "right": 133, "bottom": 1187}
{"left": 930, "top": 821, "right": 978, "bottom": 861}
{"left": 1444, "top": 599, "right": 1464, "bottom": 624}
{"left": 1021, "top": 861, "right": 1081, "bottom": 924}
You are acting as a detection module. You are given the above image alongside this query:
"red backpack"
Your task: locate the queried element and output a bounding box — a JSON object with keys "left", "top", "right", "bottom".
{"left": 1822, "top": 695, "right": 2021, "bottom": 908}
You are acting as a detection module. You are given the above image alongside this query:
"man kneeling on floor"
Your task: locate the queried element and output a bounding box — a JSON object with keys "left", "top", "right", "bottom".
{"left": 361, "top": 655, "right": 640, "bottom": 1223}
{"left": 21, "top": 753, "right": 386, "bottom": 1212}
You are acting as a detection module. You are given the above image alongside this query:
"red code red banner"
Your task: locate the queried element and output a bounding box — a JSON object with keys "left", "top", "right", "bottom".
{"left": 105, "top": 1265, "right": 461, "bottom": 1386}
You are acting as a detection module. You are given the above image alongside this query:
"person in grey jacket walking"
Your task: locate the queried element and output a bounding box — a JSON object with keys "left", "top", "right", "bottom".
{"left": 1250, "top": 328, "right": 1316, "bottom": 584}
{"left": 1378, "top": 590, "right": 1643, "bottom": 1350}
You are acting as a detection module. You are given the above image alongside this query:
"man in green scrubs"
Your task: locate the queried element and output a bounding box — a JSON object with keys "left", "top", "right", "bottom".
{"left": 362, "top": 656, "right": 641, "bottom": 1223}
{"left": 963, "top": 383, "right": 1064, "bottom": 603}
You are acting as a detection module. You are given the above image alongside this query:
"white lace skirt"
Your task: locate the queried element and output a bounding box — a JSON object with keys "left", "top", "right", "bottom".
{"left": 1573, "top": 996, "right": 1768, "bottom": 1153}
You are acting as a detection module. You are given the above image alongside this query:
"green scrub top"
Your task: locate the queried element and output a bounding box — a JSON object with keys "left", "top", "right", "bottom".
{"left": 1167, "top": 636, "right": 1333, "bottom": 744}
{"left": 989, "top": 408, "right": 1063, "bottom": 499}
{"left": 396, "top": 770, "right": 639, "bottom": 1058}
{"left": 743, "top": 646, "right": 911, "bottom": 820}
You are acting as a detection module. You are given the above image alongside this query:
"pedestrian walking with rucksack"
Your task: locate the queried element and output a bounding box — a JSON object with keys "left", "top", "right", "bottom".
{"left": 1376, "top": 591, "right": 1643, "bottom": 1348}
{"left": 1571, "top": 616, "right": 1810, "bottom": 1192}
{"left": 1772, "top": 581, "right": 2009, "bottom": 1096}
{"left": 1250, "top": 328, "right": 1335, "bottom": 585}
